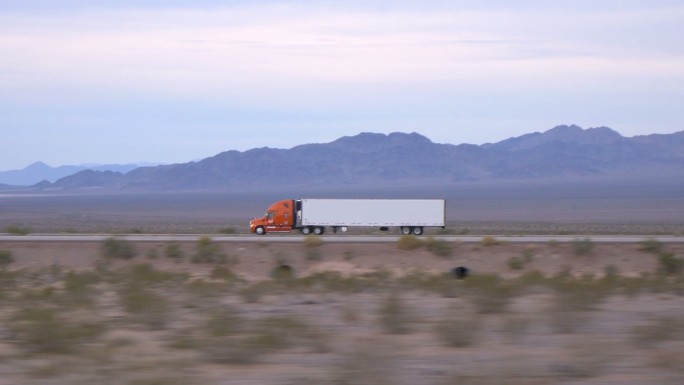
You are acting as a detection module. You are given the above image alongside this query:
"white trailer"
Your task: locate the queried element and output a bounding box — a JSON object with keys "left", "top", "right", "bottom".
{"left": 297, "top": 199, "right": 445, "bottom": 235}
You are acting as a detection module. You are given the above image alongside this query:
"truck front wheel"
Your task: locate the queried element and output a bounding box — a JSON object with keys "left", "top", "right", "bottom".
{"left": 255, "top": 226, "right": 266, "bottom": 235}
{"left": 412, "top": 227, "right": 424, "bottom": 235}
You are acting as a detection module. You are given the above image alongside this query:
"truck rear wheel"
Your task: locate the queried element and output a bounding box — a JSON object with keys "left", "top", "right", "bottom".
{"left": 412, "top": 227, "right": 424, "bottom": 235}
{"left": 313, "top": 226, "right": 325, "bottom": 235}
{"left": 255, "top": 226, "right": 266, "bottom": 235}
{"left": 400, "top": 226, "right": 412, "bottom": 235}
{"left": 301, "top": 227, "right": 312, "bottom": 235}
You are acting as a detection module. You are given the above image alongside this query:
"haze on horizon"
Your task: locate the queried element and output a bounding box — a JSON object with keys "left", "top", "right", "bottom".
{"left": 2, "top": 0, "right": 683, "bottom": 171}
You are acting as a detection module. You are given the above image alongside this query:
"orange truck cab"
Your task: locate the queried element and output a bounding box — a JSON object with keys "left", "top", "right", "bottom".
{"left": 249, "top": 199, "right": 296, "bottom": 235}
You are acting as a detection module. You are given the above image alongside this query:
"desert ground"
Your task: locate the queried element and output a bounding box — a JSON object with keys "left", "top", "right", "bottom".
{"left": 1, "top": 177, "right": 684, "bottom": 384}
{"left": 1, "top": 236, "right": 684, "bottom": 385}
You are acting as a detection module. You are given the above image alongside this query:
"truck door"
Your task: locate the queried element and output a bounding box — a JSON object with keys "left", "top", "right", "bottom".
{"left": 277, "top": 201, "right": 293, "bottom": 231}
{"left": 267, "top": 201, "right": 293, "bottom": 232}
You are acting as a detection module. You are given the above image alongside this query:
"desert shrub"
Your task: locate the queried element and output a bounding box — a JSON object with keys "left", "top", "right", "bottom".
{"left": 198, "top": 314, "right": 324, "bottom": 364}
{"left": 550, "top": 278, "right": 607, "bottom": 312}
{"left": 145, "top": 248, "right": 159, "bottom": 259}
{"left": 555, "top": 341, "right": 616, "bottom": 379}
{"left": 125, "top": 263, "right": 185, "bottom": 284}
{"left": 217, "top": 227, "right": 237, "bottom": 234}
{"left": 650, "top": 348, "right": 684, "bottom": 373}
{"left": 572, "top": 238, "right": 594, "bottom": 256}
{"left": 465, "top": 274, "right": 519, "bottom": 314}
{"left": 507, "top": 256, "right": 524, "bottom": 270}
{"left": 596, "top": 265, "right": 623, "bottom": 292}
{"left": 305, "top": 248, "right": 322, "bottom": 261}
{"left": 434, "top": 314, "right": 482, "bottom": 348}
{"left": 272, "top": 264, "right": 295, "bottom": 279}
{"left": 331, "top": 341, "right": 395, "bottom": 385}
{"left": 300, "top": 271, "right": 376, "bottom": 293}
{"left": 378, "top": 293, "right": 412, "bottom": 334}
{"left": 9, "top": 307, "right": 104, "bottom": 354}
{"left": 500, "top": 315, "right": 532, "bottom": 344}
{"left": 340, "top": 305, "right": 361, "bottom": 323}
{"left": 0, "top": 250, "right": 14, "bottom": 269}
{"left": 184, "top": 279, "right": 230, "bottom": 300}
{"left": 101, "top": 237, "right": 138, "bottom": 260}
{"left": 303, "top": 235, "right": 323, "bottom": 248}
{"left": 547, "top": 309, "right": 590, "bottom": 334}
{"left": 603, "top": 264, "right": 620, "bottom": 279}
{"left": 164, "top": 243, "right": 184, "bottom": 261}
{"left": 192, "top": 236, "right": 227, "bottom": 264}
{"left": 521, "top": 248, "right": 535, "bottom": 262}
{"left": 210, "top": 266, "right": 237, "bottom": 281}
{"left": 425, "top": 237, "right": 453, "bottom": 257}
{"left": 657, "top": 252, "right": 683, "bottom": 275}
{"left": 239, "top": 282, "right": 272, "bottom": 303}
{"left": 639, "top": 238, "right": 664, "bottom": 254}
{"left": 203, "top": 306, "right": 243, "bottom": 337}
{"left": 119, "top": 284, "right": 170, "bottom": 329}
{"left": 5, "top": 224, "right": 31, "bottom": 235}
{"left": 199, "top": 334, "right": 274, "bottom": 364}
{"left": 480, "top": 236, "right": 499, "bottom": 246}
{"left": 397, "top": 235, "right": 423, "bottom": 250}
{"left": 515, "top": 270, "right": 546, "bottom": 287}
{"left": 546, "top": 278, "right": 607, "bottom": 334}
{"left": 0, "top": 270, "right": 18, "bottom": 301}
{"left": 62, "top": 270, "right": 100, "bottom": 306}
{"left": 630, "top": 317, "right": 684, "bottom": 349}
{"left": 253, "top": 315, "right": 327, "bottom": 352}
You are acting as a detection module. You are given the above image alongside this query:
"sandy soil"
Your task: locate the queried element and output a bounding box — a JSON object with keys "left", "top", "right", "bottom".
{"left": 1, "top": 239, "right": 684, "bottom": 385}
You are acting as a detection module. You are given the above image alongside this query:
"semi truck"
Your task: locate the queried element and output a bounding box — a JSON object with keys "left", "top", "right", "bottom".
{"left": 249, "top": 199, "right": 446, "bottom": 235}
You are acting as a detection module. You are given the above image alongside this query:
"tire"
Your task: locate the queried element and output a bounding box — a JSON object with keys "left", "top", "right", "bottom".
{"left": 301, "top": 227, "right": 312, "bottom": 235}
{"left": 313, "top": 226, "right": 325, "bottom": 235}
{"left": 400, "top": 226, "right": 412, "bottom": 235}
{"left": 255, "top": 226, "right": 266, "bottom": 235}
{"left": 412, "top": 226, "right": 424, "bottom": 236}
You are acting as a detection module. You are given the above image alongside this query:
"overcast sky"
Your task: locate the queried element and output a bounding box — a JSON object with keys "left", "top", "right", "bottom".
{"left": 2, "top": 0, "right": 683, "bottom": 170}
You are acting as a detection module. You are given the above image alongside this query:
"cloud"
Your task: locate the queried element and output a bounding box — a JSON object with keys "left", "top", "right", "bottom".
{"left": 2, "top": 2, "right": 681, "bottom": 104}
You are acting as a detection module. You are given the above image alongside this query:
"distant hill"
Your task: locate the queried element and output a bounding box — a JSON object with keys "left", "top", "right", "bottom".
{"left": 35, "top": 125, "right": 684, "bottom": 192}
{"left": 0, "top": 162, "right": 150, "bottom": 186}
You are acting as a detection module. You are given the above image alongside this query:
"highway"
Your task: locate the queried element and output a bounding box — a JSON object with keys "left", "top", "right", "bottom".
{"left": 1, "top": 234, "right": 683, "bottom": 243}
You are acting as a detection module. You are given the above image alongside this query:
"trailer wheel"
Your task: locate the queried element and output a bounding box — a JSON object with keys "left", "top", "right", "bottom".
{"left": 255, "top": 226, "right": 266, "bottom": 235}
{"left": 313, "top": 226, "right": 325, "bottom": 235}
{"left": 412, "top": 226, "right": 424, "bottom": 235}
{"left": 400, "top": 226, "right": 412, "bottom": 235}
{"left": 301, "top": 227, "right": 312, "bottom": 235}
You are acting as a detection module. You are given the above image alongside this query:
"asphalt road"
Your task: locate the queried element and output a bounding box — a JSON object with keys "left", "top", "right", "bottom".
{"left": 1, "top": 234, "right": 683, "bottom": 243}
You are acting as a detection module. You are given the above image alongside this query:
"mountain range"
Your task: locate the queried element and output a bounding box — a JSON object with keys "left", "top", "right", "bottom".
{"left": 0, "top": 162, "right": 147, "bottom": 186}
{"left": 17, "top": 125, "right": 684, "bottom": 192}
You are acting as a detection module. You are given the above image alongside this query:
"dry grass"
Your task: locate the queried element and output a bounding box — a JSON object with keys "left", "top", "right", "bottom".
{"left": 1, "top": 241, "right": 684, "bottom": 384}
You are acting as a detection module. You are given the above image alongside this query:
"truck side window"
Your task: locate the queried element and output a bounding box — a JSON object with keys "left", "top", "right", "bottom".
{"left": 267, "top": 212, "right": 274, "bottom": 219}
